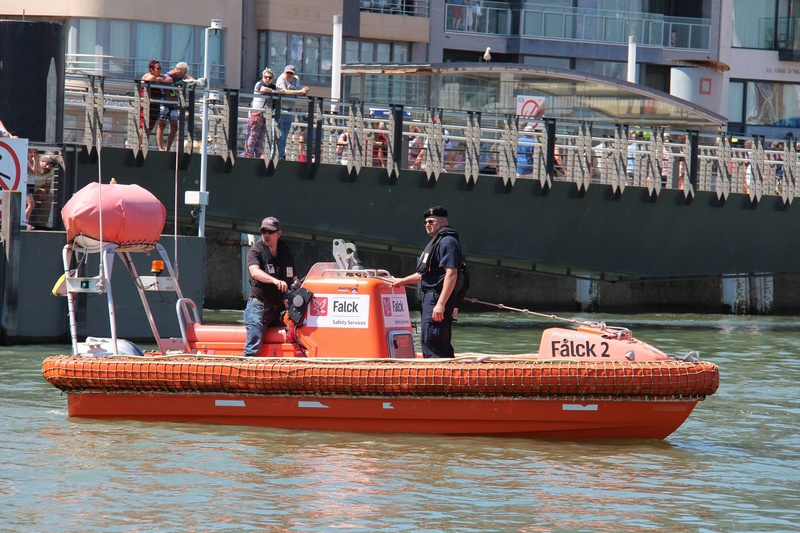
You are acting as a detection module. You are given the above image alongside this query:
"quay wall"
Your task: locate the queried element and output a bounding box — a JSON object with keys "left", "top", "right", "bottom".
{"left": 2, "top": 228, "right": 798, "bottom": 345}
{"left": 205, "top": 228, "right": 793, "bottom": 315}
{"left": 0, "top": 228, "right": 205, "bottom": 344}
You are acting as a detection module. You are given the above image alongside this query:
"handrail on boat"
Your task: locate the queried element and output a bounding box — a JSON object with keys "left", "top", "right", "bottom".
{"left": 176, "top": 297, "right": 201, "bottom": 353}
{"left": 319, "top": 268, "right": 392, "bottom": 278}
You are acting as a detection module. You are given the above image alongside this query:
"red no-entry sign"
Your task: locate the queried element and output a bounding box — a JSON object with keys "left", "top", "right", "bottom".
{"left": 0, "top": 140, "right": 23, "bottom": 192}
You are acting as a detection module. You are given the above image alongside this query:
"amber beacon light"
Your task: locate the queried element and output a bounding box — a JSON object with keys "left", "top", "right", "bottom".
{"left": 151, "top": 260, "right": 165, "bottom": 275}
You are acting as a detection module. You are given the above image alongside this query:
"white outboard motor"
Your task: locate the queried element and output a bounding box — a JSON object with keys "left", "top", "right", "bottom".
{"left": 76, "top": 337, "right": 145, "bottom": 357}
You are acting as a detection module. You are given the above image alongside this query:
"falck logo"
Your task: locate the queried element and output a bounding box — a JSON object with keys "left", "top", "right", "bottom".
{"left": 310, "top": 297, "right": 328, "bottom": 316}
{"left": 382, "top": 297, "right": 392, "bottom": 317}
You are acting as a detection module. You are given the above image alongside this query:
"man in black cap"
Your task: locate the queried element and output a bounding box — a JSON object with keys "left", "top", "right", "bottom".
{"left": 392, "top": 206, "right": 462, "bottom": 358}
{"left": 243, "top": 216, "right": 297, "bottom": 356}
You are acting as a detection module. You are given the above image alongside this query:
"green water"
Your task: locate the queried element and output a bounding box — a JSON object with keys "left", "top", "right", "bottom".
{"left": 1, "top": 312, "right": 798, "bottom": 531}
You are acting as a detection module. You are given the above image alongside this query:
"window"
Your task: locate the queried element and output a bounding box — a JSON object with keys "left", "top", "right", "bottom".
{"left": 77, "top": 19, "right": 97, "bottom": 56}
{"left": 732, "top": 0, "right": 777, "bottom": 49}
{"left": 362, "top": 42, "right": 374, "bottom": 64}
{"left": 259, "top": 32, "right": 407, "bottom": 86}
{"left": 746, "top": 81, "right": 800, "bottom": 127}
{"left": 68, "top": 19, "right": 224, "bottom": 83}
{"left": 523, "top": 56, "right": 572, "bottom": 69}
{"left": 594, "top": 61, "right": 628, "bottom": 80}
{"left": 341, "top": 39, "right": 418, "bottom": 101}
{"left": 345, "top": 41, "right": 360, "bottom": 64}
{"left": 342, "top": 39, "right": 411, "bottom": 64}
{"left": 171, "top": 24, "right": 195, "bottom": 64}
{"left": 304, "top": 36, "right": 319, "bottom": 82}
{"left": 108, "top": 21, "right": 131, "bottom": 75}
{"left": 376, "top": 43, "right": 391, "bottom": 63}
{"left": 728, "top": 81, "right": 744, "bottom": 124}
{"left": 260, "top": 31, "right": 333, "bottom": 85}
{"left": 268, "top": 32, "right": 287, "bottom": 74}
{"left": 136, "top": 22, "right": 165, "bottom": 74}
{"left": 394, "top": 43, "right": 409, "bottom": 63}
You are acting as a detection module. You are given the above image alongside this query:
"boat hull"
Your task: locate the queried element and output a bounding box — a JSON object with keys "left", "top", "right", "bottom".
{"left": 44, "top": 356, "right": 717, "bottom": 440}
{"left": 65, "top": 392, "right": 700, "bottom": 440}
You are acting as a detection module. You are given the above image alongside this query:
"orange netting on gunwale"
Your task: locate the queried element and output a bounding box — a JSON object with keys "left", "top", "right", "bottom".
{"left": 42, "top": 357, "right": 719, "bottom": 398}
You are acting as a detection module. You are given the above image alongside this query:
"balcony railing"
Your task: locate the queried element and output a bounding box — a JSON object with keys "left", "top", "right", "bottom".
{"left": 63, "top": 72, "right": 798, "bottom": 207}
{"left": 361, "top": 0, "right": 429, "bottom": 17}
{"left": 444, "top": 1, "right": 513, "bottom": 35}
{"left": 445, "top": 3, "right": 711, "bottom": 51}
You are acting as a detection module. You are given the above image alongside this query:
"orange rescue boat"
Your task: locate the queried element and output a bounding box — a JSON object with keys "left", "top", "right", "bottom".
{"left": 42, "top": 183, "right": 719, "bottom": 440}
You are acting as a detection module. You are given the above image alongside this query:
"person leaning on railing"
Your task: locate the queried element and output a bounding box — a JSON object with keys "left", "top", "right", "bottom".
{"left": 408, "top": 125, "right": 424, "bottom": 169}
{"left": 245, "top": 68, "right": 280, "bottom": 159}
{"left": 516, "top": 124, "right": 535, "bottom": 177}
{"left": 274, "top": 65, "right": 310, "bottom": 159}
{"left": 139, "top": 60, "right": 173, "bottom": 147}
{"left": 157, "top": 62, "right": 194, "bottom": 152}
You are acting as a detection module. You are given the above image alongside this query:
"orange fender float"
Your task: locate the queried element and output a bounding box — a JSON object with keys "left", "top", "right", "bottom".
{"left": 42, "top": 356, "right": 719, "bottom": 399}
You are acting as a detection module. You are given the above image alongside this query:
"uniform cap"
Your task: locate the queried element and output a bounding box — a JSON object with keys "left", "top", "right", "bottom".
{"left": 260, "top": 216, "right": 280, "bottom": 231}
{"left": 423, "top": 206, "right": 448, "bottom": 219}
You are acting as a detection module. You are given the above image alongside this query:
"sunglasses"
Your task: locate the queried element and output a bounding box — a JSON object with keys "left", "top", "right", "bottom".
{"left": 261, "top": 228, "right": 278, "bottom": 234}
{"left": 424, "top": 219, "right": 439, "bottom": 225}
{"left": 264, "top": 75, "right": 273, "bottom": 79}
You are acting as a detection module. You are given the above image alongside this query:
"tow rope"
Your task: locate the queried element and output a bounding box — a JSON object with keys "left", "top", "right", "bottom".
{"left": 464, "top": 297, "right": 617, "bottom": 332}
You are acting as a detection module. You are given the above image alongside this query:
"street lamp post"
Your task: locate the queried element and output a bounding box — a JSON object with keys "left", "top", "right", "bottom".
{"left": 198, "top": 18, "right": 222, "bottom": 238}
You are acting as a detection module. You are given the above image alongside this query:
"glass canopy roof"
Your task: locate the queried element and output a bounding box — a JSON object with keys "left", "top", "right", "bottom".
{"left": 341, "top": 63, "right": 727, "bottom": 131}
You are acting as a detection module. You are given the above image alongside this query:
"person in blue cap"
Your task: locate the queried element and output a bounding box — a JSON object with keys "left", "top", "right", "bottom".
{"left": 391, "top": 206, "right": 462, "bottom": 358}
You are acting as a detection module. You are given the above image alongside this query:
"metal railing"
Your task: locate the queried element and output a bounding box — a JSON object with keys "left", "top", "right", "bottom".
{"left": 0, "top": 142, "right": 65, "bottom": 233}
{"left": 444, "top": 1, "right": 512, "bottom": 35}
{"left": 361, "top": 0, "right": 429, "bottom": 17}
{"left": 63, "top": 72, "right": 800, "bottom": 207}
{"left": 444, "top": 3, "right": 711, "bottom": 50}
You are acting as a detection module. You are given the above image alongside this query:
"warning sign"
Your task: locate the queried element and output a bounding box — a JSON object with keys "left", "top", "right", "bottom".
{"left": 0, "top": 139, "right": 25, "bottom": 192}
{"left": 0, "top": 138, "right": 29, "bottom": 223}
{"left": 516, "top": 95, "right": 546, "bottom": 130}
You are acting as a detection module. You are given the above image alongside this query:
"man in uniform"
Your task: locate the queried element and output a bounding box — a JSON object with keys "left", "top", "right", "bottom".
{"left": 243, "top": 216, "right": 296, "bottom": 357}
{"left": 392, "top": 206, "right": 462, "bottom": 358}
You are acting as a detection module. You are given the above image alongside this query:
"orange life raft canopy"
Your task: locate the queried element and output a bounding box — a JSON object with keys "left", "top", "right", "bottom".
{"left": 61, "top": 182, "right": 166, "bottom": 248}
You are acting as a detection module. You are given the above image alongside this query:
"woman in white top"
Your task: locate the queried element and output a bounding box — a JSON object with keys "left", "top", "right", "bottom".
{"left": 245, "top": 68, "right": 279, "bottom": 159}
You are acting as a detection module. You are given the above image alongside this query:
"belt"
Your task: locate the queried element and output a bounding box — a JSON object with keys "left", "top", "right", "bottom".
{"left": 250, "top": 296, "right": 280, "bottom": 308}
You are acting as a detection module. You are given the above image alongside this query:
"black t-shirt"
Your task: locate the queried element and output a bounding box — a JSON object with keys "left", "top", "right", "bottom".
{"left": 246, "top": 239, "right": 296, "bottom": 304}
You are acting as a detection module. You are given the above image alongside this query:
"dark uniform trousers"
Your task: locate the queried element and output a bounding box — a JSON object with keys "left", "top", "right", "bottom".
{"left": 420, "top": 289, "right": 456, "bottom": 358}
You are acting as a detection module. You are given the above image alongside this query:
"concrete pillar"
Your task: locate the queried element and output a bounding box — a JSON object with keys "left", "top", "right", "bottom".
{"left": 722, "top": 277, "right": 747, "bottom": 314}
{"left": 670, "top": 67, "right": 725, "bottom": 117}
{"left": 576, "top": 276, "right": 599, "bottom": 312}
{"left": 627, "top": 36, "right": 637, "bottom": 83}
{"left": 749, "top": 275, "right": 773, "bottom": 314}
{"left": 332, "top": 15, "right": 343, "bottom": 103}
{"left": 722, "top": 274, "right": 773, "bottom": 314}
